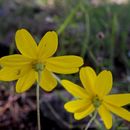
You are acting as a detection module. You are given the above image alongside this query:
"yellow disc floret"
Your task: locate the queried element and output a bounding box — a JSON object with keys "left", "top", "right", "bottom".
{"left": 33, "top": 63, "right": 44, "bottom": 72}
{"left": 92, "top": 96, "right": 102, "bottom": 108}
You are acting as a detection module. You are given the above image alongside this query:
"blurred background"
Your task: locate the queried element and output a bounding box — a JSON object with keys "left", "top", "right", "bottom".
{"left": 0, "top": 0, "right": 130, "bottom": 130}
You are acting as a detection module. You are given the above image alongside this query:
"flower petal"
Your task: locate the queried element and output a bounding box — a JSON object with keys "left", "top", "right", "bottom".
{"left": 45, "top": 56, "right": 83, "bottom": 74}
{"left": 98, "top": 105, "right": 112, "bottom": 129}
{"left": 64, "top": 99, "right": 91, "bottom": 113}
{"left": 38, "top": 31, "right": 58, "bottom": 59}
{"left": 95, "top": 70, "right": 112, "bottom": 98}
{"left": 104, "top": 94, "right": 130, "bottom": 107}
{"left": 74, "top": 104, "right": 95, "bottom": 120}
{"left": 15, "top": 29, "right": 38, "bottom": 58}
{"left": 105, "top": 103, "right": 130, "bottom": 121}
{"left": 0, "top": 67, "right": 20, "bottom": 81}
{"left": 16, "top": 69, "right": 36, "bottom": 93}
{"left": 0, "top": 54, "right": 32, "bottom": 67}
{"left": 46, "top": 64, "right": 79, "bottom": 74}
{"left": 80, "top": 67, "right": 96, "bottom": 96}
{"left": 61, "top": 80, "right": 89, "bottom": 99}
{"left": 40, "top": 69, "right": 57, "bottom": 92}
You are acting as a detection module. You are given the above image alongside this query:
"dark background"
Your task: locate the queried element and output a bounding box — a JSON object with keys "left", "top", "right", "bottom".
{"left": 0, "top": 0, "right": 130, "bottom": 130}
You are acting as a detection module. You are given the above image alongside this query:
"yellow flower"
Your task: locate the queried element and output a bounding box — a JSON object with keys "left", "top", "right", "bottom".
{"left": 61, "top": 66, "right": 130, "bottom": 129}
{"left": 0, "top": 29, "right": 83, "bottom": 93}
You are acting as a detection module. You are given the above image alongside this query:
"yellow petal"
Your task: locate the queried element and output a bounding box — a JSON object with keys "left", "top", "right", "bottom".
{"left": 38, "top": 31, "right": 58, "bottom": 59}
{"left": 98, "top": 105, "right": 112, "bottom": 129}
{"left": 64, "top": 99, "right": 91, "bottom": 113}
{"left": 105, "top": 103, "right": 130, "bottom": 121}
{"left": 61, "top": 80, "right": 89, "bottom": 99}
{"left": 45, "top": 56, "right": 83, "bottom": 74}
{"left": 95, "top": 70, "right": 112, "bottom": 98}
{"left": 74, "top": 104, "right": 95, "bottom": 120}
{"left": 0, "top": 67, "right": 20, "bottom": 81}
{"left": 46, "top": 56, "right": 83, "bottom": 67}
{"left": 104, "top": 94, "right": 130, "bottom": 106}
{"left": 15, "top": 29, "right": 38, "bottom": 58}
{"left": 19, "top": 64, "right": 32, "bottom": 76}
{"left": 0, "top": 54, "right": 32, "bottom": 67}
{"left": 80, "top": 66, "right": 96, "bottom": 96}
{"left": 46, "top": 64, "right": 79, "bottom": 74}
{"left": 16, "top": 69, "right": 36, "bottom": 93}
{"left": 40, "top": 69, "right": 57, "bottom": 92}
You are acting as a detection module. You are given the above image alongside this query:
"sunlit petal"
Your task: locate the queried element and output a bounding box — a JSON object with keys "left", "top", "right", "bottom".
{"left": 0, "top": 67, "right": 20, "bottom": 81}
{"left": 104, "top": 94, "right": 130, "bottom": 106}
{"left": 95, "top": 70, "right": 112, "bottom": 98}
{"left": 40, "top": 69, "right": 57, "bottom": 92}
{"left": 46, "top": 64, "right": 79, "bottom": 74}
{"left": 15, "top": 29, "right": 38, "bottom": 58}
{"left": 64, "top": 99, "right": 91, "bottom": 113}
{"left": 105, "top": 103, "right": 130, "bottom": 121}
{"left": 45, "top": 56, "right": 83, "bottom": 74}
{"left": 38, "top": 31, "right": 58, "bottom": 59}
{"left": 74, "top": 104, "right": 95, "bottom": 120}
{"left": 0, "top": 54, "right": 32, "bottom": 67}
{"left": 98, "top": 104, "right": 112, "bottom": 129}
{"left": 80, "top": 67, "right": 96, "bottom": 96}
{"left": 46, "top": 56, "right": 83, "bottom": 68}
{"left": 16, "top": 69, "right": 36, "bottom": 93}
{"left": 61, "top": 80, "right": 89, "bottom": 99}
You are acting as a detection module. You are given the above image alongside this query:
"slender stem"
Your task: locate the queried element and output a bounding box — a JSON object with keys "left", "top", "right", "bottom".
{"left": 52, "top": 73, "right": 61, "bottom": 85}
{"left": 89, "top": 114, "right": 103, "bottom": 130}
{"left": 85, "top": 111, "right": 98, "bottom": 130}
{"left": 45, "top": 101, "right": 73, "bottom": 129}
{"left": 80, "top": 3, "right": 90, "bottom": 58}
{"left": 36, "top": 71, "right": 41, "bottom": 130}
{"left": 94, "top": 119, "right": 103, "bottom": 130}
{"left": 110, "top": 13, "right": 118, "bottom": 70}
{"left": 57, "top": 1, "right": 81, "bottom": 35}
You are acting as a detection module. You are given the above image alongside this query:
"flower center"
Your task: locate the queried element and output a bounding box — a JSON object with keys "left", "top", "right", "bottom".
{"left": 33, "top": 63, "right": 44, "bottom": 72}
{"left": 92, "top": 96, "right": 102, "bottom": 108}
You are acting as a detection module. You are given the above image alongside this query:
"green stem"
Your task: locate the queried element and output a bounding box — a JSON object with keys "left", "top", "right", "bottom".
{"left": 85, "top": 111, "right": 98, "bottom": 130}
{"left": 89, "top": 114, "right": 103, "bottom": 130}
{"left": 80, "top": 3, "right": 90, "bottom": 58}
{"left": 94, "top": 119, "right": 103, "bottom": 130}
{"left": 36, "top": 71, "right": 41, "bottom": 130}
{"left": 110, "top": 14, "right": 117, "bottom": 70}
{"left": 52, "top": 73, "right": 61, "bottom": 85}
{"left": 45, "top": 101, "right": 73, "bottom": 129}
{"left": 57, "top": 1, "right": 81, "bottom": 35}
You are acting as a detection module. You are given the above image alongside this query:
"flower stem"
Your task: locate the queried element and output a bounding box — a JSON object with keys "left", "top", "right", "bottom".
{"left": 85, "top": 111, "right": 98, "bottom": 130}
{"left": 52, "top": 73, "right": 61, "bottom": 85}
{"left": 57, "top": 1, "right": 81, "bottom": 35}
{"left": 36, "top": 71, "right": 41, "bottom": 130}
